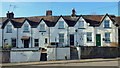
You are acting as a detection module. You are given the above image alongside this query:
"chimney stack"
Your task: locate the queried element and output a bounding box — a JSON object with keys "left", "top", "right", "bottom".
{"left": 46, "top": 10, "right": 52, "bottom": 16}
{"left": 71, "top": 8, "right": 76, "bottom": 17}
{"left": 6, "top": 11, "right": 14, "bottom": 19}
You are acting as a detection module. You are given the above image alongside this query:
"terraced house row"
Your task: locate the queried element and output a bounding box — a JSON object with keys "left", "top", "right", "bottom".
{"left": 0, "top": 9, "right": 119, "bottom": 48}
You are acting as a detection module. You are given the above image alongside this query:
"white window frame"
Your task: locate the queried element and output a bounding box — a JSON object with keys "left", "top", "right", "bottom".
{"left": 78, "top": 21, "right": 84, "bottom": 28}
{"left": 6, "top": 25, "right": 12, "bottom": 33}
{"left": 23, "top": 24, "right": 29, "bottom": 32}
{"left": 40, "top": 24, "right": 45, "bottom": 31}
{"left": 87, "top": 32, "right": 92, "bottom": 42}
{"left": 105, "top": 33, "right": 110, "bottom": 43}
{"left": 104, "top": 20, "right": 110, "bottom": 28}
{"left": 59, "top": 33, "right": 64, "bottom": 43}
{"left": 34, "top": 39, "right": 39, "bottom": 47}
{"left": 58, "top": 21, "right": 64, "bottom": 29}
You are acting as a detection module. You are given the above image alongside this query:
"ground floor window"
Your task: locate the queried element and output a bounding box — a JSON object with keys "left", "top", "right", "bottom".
{"left": 59, "top": 34, "right": 64, "bottom": 43}
{"left": 105, "top": 33, "right": 110, "bottom": 43}
{"left": 87, "top": 32, "right": 92, "bottom": 42}
{"left": 45, "top": 38, "right": 47, "bottom": 44}
{"left": 4, "top": 39, "right": 8, "bottom": 45}
{"left": 34, "top": 39, "right": 39, "bottom": 47}
{"left": 11, "top": 38, "right": 16, "bottom": 47}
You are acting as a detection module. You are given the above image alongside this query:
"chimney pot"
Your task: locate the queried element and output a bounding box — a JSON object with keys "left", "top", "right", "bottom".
{"left": 71, "top": 8, "right": 76, "bottom": 17}
{"left": 46, "top": 10, "right": 52, "bottom": 16}
{"left": 6, "top": 11, "right": 14, "bottom": 19}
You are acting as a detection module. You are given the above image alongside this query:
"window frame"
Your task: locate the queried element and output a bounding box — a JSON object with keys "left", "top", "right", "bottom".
{"left": 105, "top": 32, "right": 110, "bottom": 43}
{"left": 40, "top": 24, "right": 45, "bottom": 32}
{"left": 45, "top": 38, "right": 48, "bottom": 44}
{"left": 78, "top": 21, "right": 84, "bottom": 28}
{"left": 23, "top": 24, "right": 29, "bottom": 32}
{"left": 58, "top": 21, "right": 64, "bottom": 29}
{"left": 34, "top": 39, "right": 39, "bottom": 47}
{"left": 104, "top": 20, "right": 110, "bottom": 28}
{"left": 59, "top": 33, "right": 64, "bottom": 43}
{"left": 87, "top": 32, "right": 92, "bottom": 42}
{"left": 6, "top": 25, "right": 12, "bottom": 33}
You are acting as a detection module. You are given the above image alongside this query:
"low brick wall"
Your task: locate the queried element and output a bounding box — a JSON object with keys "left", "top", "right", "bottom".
{"left": 80, "top": 46, "right": 120, "bottom": 59}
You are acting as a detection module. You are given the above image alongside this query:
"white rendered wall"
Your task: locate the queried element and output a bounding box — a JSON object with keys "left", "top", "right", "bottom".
{"left": 10, "top": 48, "right": 40, "bottom": 63}
{"left": 47, "top": 47, "right": 70, "bottom": 60}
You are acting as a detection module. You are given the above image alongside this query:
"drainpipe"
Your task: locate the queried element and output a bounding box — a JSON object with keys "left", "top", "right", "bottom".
{"left": 93, "top": 26, "right": 96, "bottom": 46}
{"left": 31, "top": 28, "right": 33, "bottom": 48}
{"left": 17, "top": 28, "right": 18, "bottom": 48}
{"left": 2, "top": 27, "right": 4, "bottom": 48}
{"left": 48, "top": 27, "right": 50, "bottom": 46}
{"left": 67, "top": 26, "right": 69, "bottom": 46}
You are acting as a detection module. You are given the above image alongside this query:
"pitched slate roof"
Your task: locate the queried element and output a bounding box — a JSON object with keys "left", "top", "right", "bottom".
{"left": 114, "top": 16, "right": 120, "bottom": 26}
{"left": 1, "top": 14, "right": 116, "bottom": 28}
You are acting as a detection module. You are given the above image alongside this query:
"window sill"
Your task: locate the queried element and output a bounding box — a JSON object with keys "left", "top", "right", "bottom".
{"left": 58, "top": 28, "right": 65, "bottom": 29}
{"left": 105, "top": 42, "right": 111, "bottom": 43}
{"left": 87, "top": 41, "right": 93, "bottom": 43}
{"left": 6, "top": 32, "right": 12, "bottom": 33}
{"left": 23, "top": 31, "right": 30, "bottom": 33}
{"left": 39, "top": 31, "right": 46, "bottom": 32}
{"left": 104, "top": 27, "right": 112, "bottom": 29}
{"left": 78, "top": 28, "right": 85, "bottom": 29}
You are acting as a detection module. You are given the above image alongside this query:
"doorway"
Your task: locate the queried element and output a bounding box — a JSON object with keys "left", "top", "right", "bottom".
{"left": 70, "top": 34, "right": 74, "bottom": 46}
{"left": 96, "top": 34, "right": 101, "bottom": 46}
{"left": 24, "top": 39, "right": 29, "bottom": 48}
{"left": 40, "top": 53, "right": 47, "bottom": 61}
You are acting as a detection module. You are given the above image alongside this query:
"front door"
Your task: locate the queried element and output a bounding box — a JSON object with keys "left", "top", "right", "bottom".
{"left": 24, "top": 39, "right": 29, "bottom": 48}
{"left": 70, "top": 34, "right": 74, "bottom": 46}
{"left": 96, "top": 34, "right": 101, "bottom": 46}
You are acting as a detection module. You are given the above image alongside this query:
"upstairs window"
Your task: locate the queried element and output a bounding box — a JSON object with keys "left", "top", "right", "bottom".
{"left": 40, "top": 24, "right": 45, "bottom": 31}
{"left": 59, "top": 34, "right": 64, "bottom": 43}
{"left": 59, "top": 21, "right": 64, "bottom": 29}
{"left": 6, "top": 25, "right": 12, "bottom": 33}
{"left": 104, "top": 20, "right": 110, "bottom": 28}
{"left": 78, "top": 21, "right": 84, "bottom": 28}
{"left": 87, "top": 32, "right": 92, "bottom": 42}
{"left": 23, "top": 24, "right": 29, "bottom": 32}
{"left": 105, "top": 33, "right": 110, "bottom": 43}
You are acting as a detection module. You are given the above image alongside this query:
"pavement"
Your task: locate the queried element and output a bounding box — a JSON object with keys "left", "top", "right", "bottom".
{"left": 1, "top": 58, "right": 120, "bottom": 67}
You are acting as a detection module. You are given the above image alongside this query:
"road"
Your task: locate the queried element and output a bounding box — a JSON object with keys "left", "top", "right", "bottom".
{"left": 1, "top": 60, "right": 119, "bottom": 68}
